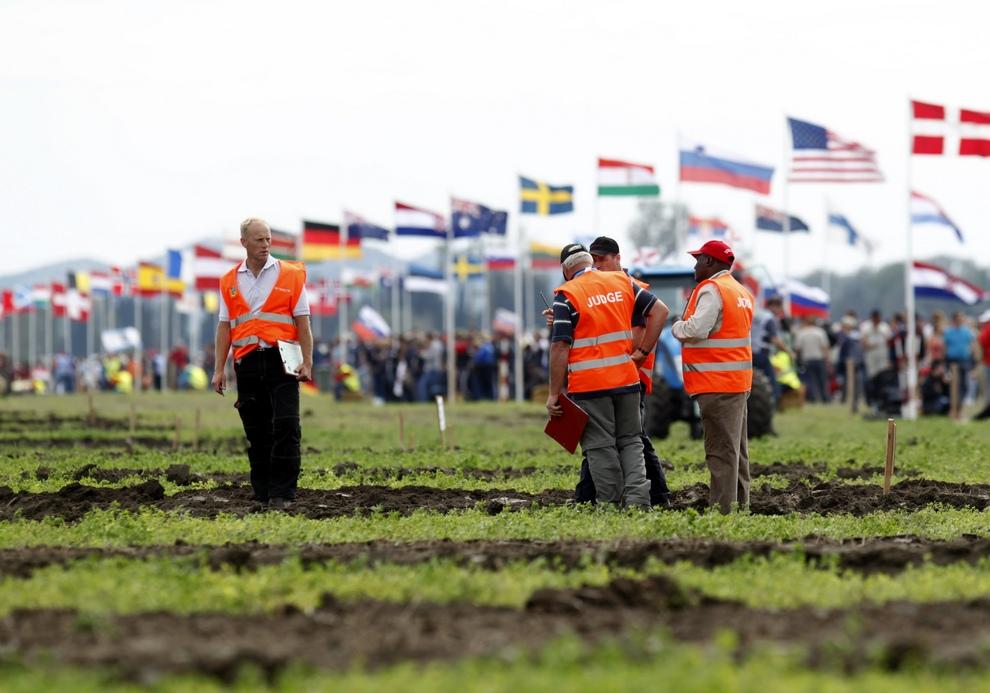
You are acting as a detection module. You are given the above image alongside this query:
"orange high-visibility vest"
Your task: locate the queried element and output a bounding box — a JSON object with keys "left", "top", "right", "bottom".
{"left": 556, "top": 270, "right": 639, "bottom": 394}
{"left": 220, "top": 261, "right": 306, "bottom": 362}
{"left": 632, "top": 276, "right": 657, "bottom": 394}
{"left": 681, "top": 272, "right": 753, "bottom": 395}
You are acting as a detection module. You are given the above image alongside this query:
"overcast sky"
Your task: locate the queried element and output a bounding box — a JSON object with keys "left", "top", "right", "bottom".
{"left": 2, "top": 0, "right": 988, "bottom": 282}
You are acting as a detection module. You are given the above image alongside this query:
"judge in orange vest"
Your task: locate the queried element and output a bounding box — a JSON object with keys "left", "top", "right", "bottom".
{"left": 672, "top": 240, "right": 754, "bottom": 514}
{"left": 547, "top": 243, "right": 666, "bottom": 509}
{"left": 212, "top": 218, "right": 314, "bottom": 511}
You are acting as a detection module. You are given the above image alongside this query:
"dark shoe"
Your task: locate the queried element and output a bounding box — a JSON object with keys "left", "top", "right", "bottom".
{"left": 653, "top": 495, "right": 674, "bottom": 510}
{"left": 269, "top": 497, "right": 291, "bottom": 512}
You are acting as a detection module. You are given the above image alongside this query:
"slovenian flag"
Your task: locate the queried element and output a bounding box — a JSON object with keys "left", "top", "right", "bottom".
{"left": 597, "top": 158, "right": 660, "bottom": 197}
{"left": 912, "top": 261, "right": 985, "bottom": 305}
{"left": 911, "top": 191, "right": 964, "bottom": 243}
{"left": 395, "top": 202, "right": 447, "bottom": 238}
{"left": 352, "top": 306, "right": 391, "bottom": 342}
{"left": 679, "top": 142, "right": 775, "bottom": 195}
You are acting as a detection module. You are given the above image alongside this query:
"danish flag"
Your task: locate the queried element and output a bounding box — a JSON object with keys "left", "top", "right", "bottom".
{"left": 912, "top": 100, "right": 990, "bottom": 156}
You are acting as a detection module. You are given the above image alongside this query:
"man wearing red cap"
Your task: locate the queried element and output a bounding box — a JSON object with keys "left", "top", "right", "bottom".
{"left": 672, "top": 240, "right": 754, "bottom": 513}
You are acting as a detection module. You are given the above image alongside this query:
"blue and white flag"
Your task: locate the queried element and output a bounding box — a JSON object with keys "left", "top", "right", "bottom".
{"left": 828, "top": 213, "right": 873, "bottom": 252}
{"left": 911, "top": 191, "right": 964, "bottom": 243}
{"left": 344, "top": 211, "right": 390, "bottom": 241}
{"left": 913, "top": 261, "right": 985, "bottom": 305}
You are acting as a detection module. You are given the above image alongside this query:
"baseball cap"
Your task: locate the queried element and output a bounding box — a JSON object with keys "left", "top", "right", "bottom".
{"left": 559, "top": 243, "right": 588, "bottom": 263}
{"left": 589, "top": 236, "right": 620, "bottom": 256}
{"left": 688, "top": 240, "right": 735, "bottom": 265}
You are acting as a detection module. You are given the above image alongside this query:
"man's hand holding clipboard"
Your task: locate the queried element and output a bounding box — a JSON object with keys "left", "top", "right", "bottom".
{"left": 544, "top": 392, "right": 588, "bottom": 454}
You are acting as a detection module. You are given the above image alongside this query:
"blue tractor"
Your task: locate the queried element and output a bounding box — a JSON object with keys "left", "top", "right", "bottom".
{"left": 628, "top": 265, "right": 775, "bottom": 440}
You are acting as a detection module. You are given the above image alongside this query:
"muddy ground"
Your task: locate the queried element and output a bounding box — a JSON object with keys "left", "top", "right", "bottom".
{"left": 2, "top": 477, "right": 989, "bottom": 522}
{"left": 4, "top": 574, "right": 990, "bottom": 682}
{"left": 2, "top": 535, "right": 989, "bottom": 578}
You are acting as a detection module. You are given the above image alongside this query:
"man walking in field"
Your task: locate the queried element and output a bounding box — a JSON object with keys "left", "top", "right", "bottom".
{"left": 672, "top": 240, "right": 753, "bottom": 514}
{"left": 212, "top": 218, "right": 313, "bottom": 511}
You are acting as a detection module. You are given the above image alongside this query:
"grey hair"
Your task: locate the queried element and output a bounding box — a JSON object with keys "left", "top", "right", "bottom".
{"left": 240, "top": 218, "right": 271, "bottom": 237}
{"left": 562, "top": 251, "right": 593, "bottom": 271}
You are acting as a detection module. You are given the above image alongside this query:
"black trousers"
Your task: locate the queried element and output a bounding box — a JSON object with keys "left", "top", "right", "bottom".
{"left": 234, "top": 348, "right": 301, "bottom": 501}
{"left": 574, "top": 387, "right": 671, "bottom": 506}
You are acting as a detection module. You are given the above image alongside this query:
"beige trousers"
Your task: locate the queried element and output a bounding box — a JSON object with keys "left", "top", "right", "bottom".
{"left": 696, "top": 391, "right": 751, "bottom": 514}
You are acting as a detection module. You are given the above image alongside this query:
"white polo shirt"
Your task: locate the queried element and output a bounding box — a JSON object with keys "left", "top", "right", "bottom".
{"left": 218, "top": 256, "right": 310, "bottom": 348}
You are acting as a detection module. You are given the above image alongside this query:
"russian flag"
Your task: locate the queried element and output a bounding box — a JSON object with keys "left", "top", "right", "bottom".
{"left": 912, "top": 261, "right": 985, "bottom": 305}
{"left": 911, "top": 191, "right": 964, "bottom": 243}
{"left": 679, "top": 142, "right": 775, "bottom": 195}
{"left": 768, "top": 280, "right": 829, "bottom": 319}
{"left": 352, "top": 306, "right": 391, "bottom": 342}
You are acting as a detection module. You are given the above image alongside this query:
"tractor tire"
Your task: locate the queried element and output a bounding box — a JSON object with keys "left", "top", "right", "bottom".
{"left": 644, "top": 377, "right": 677, "bottom": 440}
{"left": 747, "top": 369, "right": 775, "bottom": 439}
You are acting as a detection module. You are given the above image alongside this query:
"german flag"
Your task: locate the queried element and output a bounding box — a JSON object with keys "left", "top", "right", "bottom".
{"left": 302, "top": 220, "right": 361, "bottom": 261}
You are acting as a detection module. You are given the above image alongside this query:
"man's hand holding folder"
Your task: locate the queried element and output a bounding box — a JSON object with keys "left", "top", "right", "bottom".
{"left": 544, "top": 392, "right": 588, "bottom": 454}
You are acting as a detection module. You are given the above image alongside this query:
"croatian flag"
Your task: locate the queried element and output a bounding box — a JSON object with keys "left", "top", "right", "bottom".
{"left": 679, "top": 142, "right": 774, "bottom": 194}
{"left": 687, "top": 216, "right": 735, "bottom": 240}
{"left": 912, "top": 100, "right": 990, "bottom": 157}
{"left": 911, "top": 191, "right": 964, "bottom": 243}
{"left": 912, "top": 261, "right": 985, "bottom": 305}
{"left": 395, "top": 201, "right": 447, "bottom": 238}
{"left": 769, "top": 280, "right": 829, "bottom": 319}
{"left": 352, "top": 306, "right": 391, "bottom": 342}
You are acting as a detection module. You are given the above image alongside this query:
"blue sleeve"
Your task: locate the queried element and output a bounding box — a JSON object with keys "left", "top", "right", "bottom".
{"left": 550, "top": 292, "right": 577, "bottom": 344}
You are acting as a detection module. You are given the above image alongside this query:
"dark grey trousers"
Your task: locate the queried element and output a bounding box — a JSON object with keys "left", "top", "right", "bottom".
{"left": 575, "top": 392, "right": 650, "bottom": 508}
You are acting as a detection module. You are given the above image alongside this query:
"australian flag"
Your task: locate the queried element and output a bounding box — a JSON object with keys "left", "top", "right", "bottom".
{"left": 451, "top": 197, "right": 508, "bottom": 238}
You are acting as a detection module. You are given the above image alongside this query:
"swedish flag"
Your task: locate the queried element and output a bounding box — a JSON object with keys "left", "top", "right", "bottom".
{"left": 520, "top": 176, "right": 574, "bottom": 215}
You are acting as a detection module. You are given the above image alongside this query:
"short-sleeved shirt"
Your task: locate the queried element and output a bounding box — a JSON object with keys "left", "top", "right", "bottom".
{"left": 550, "top": 268, "right": 658, "bottom": 399}
{"left": 218, "top": 256, "right": 310, "bottom": 322}
{"left": 944, "top": 325, "right": 975, "bottom": 361}
{"left": 218, "top": 256, "right": 310, "bottom": 349}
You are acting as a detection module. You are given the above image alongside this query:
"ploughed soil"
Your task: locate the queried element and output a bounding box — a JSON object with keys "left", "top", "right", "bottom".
{"left": 2, "top": 535, "right": 990, "bottom": 579}
{"left": 6, "top": 575, "right": 990, "bottom": 681}
{"left": 3, "top": 477, "right": 990, "bottom": 522}
{"left": 0, "top": 411, "right": 172, "bottom": 433}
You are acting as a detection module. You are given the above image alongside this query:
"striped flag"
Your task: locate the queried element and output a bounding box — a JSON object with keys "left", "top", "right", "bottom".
{"left": 597, "top": 158, "right": 660, "bottom": 196}
{"left": 911, "top": 191, "right": 964, "bottom": 243}
{"left": 395, "top": 202, "right": 447, "bottom": 238}
{"left": 755, "top": 205, "right": 809, "bottom": 233}
{"left": 302, "top": 220, "right": 360, "bottom": 261}
{"left": 193, "top": 245, "right": 232, "bottom": 290}
{"left": 788, "top": 117, "right": 884, "bottom": 183}
{"left": 912, "top": 100, "right": 990, "bottom": 156}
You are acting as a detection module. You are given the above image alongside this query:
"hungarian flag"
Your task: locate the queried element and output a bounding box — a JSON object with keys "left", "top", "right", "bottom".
{"left": 271, "top": 228, "right": 299, "bottom": 260}
{"left": 302, "top": 220, "right": 361, "bottom": 261}
{"left": 193, "top": 245, "right": 232, "bottom": 291}
{"left": 597, "top": 158, "right": 660, "bottom": 196}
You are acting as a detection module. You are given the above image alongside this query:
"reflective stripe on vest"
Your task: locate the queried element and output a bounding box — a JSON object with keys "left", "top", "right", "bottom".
{"left": 683, "top": 337, "right": 751, "bottom": 349}
{"left": 230, "top": 311, "right": 295, "bottom": 329}
{"left": 554, "top": 270, "right": 640, "bottom": 393}
{"left": 232, "top": 335, "right": 260, "bottom": 348}
{"left": 571, "top": 329, "right": 633, "bottom": 349}
{"left": 681, "top": 273, "right": 753, "bottom": 395}
{"left": 568, "top": 353, "right": 632, "bottom": 372}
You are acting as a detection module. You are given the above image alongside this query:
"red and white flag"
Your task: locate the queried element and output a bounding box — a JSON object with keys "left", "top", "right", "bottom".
{"left": 193, "top": 245, "right": 232, "bottom": 291}
{"left": 912, "top": 100, "right": 990, "bottom": 157}
{"left": 51, "top": 282, "right": 67, "bottom": 317}
{"left": 66, "top": 288, "right": 91, "bottom": 322}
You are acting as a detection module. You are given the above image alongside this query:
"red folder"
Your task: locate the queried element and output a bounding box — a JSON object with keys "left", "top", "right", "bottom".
{"left": 544, "top": 393, "right": 589, "bottom": 454}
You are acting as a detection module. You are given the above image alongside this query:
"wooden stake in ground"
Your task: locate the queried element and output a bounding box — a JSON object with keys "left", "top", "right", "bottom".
{"left": 128, "top": 402, "right": 136, "bottom": 445}
{"left": 87, "top": 392, "right": 96, "bottom": 426}
{"left": 949, "top": 362, "right": 960, "bottom": 420}
{"left": 173, "top": 415, "right": 182, "bottom": 452}
{"left": 398, "top": 411, "right": 407, "bottom": 450}
{"left": 435, "top": 395, "right": 447, "bottom": 449}
{"left": 883, "top": 418, "right": 897, "bottom": 495}
{"left": 192, "top": 408, "right": 201, "bottom": 451}
{"left": 845, "top": 358, "right": 856, "bottom": 414}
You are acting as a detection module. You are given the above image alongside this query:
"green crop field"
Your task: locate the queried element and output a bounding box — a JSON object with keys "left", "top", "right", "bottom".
{"left": 2, "top": 393, "right": 990, "bottom": 691}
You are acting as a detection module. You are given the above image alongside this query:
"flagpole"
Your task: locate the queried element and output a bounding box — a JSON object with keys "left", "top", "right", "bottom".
{"left": 822, "top": 197, "right": 831, "bottom": 300}
{"left": 134, "top": 293, "right": 143, "bottom": 393}
{"left": 391, "top": 261, "right": 401, "bottom": 337}
{"left": 160, "top": 277, "right": 167, "bottom": 393}
{"left": 513, "top": 224, "right": 526, "bottom": 403}
{"left": 11, "top": 307, "right": 19, "bottom": 371}
{"left": 480, "top": 236, "right": 491, "bottom": 334}
{"left": 903, "top": 96, "right": 919, "bottom": 420}
{"left": 445, "top": 212, "right": 457, "bottom": 403}
{"left": 85, "top": 294, "right": 94, "bottom": 361}
{"left": 781, "top": 119, "right": 792, "bottom": 315}
{"left": 45, "top": 298, "right": 53, "bottom": 372}
{"left": 338, "top": 220, "right": 349, "bottom": 365}
{"left": 28, "top": 301, "right": 37, "bottom": 373}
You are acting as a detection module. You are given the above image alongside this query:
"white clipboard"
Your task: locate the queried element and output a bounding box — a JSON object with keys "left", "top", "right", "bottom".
{"left": 276, "top": 340, "right": 304, "bottom": 376}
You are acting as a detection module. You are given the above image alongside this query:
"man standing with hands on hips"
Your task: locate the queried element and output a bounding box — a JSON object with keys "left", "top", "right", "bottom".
{"left": 212, "top": 218, "right": 313, "bottom": 511}
{"left": 546, "top": 243, "right": 666, "bottom": 509}
{"left": 672, "top": 240, "right": 753, "bottom": 514}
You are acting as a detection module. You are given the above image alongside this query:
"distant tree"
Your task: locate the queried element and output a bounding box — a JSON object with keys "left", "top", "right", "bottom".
{"left": 626, "top": 200, "right": 690, "bottom": 262}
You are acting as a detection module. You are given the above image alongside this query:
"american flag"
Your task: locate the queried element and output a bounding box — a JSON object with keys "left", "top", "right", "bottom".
{"left": 788, "top": 117, "right": 884, "bottom": 183}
